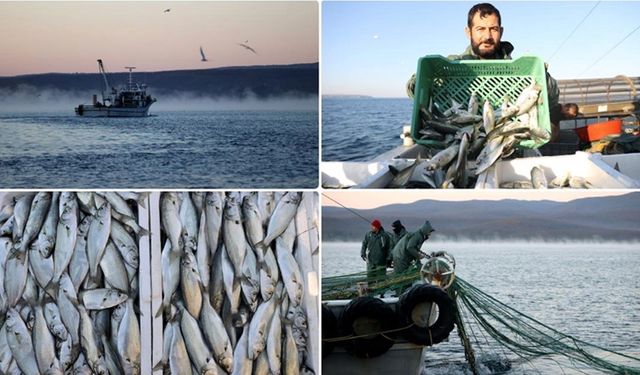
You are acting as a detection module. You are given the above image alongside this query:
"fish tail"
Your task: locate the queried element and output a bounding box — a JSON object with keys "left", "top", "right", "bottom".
{"left": 137, "top": 193, "right": 150, "bottom": 209}
{"left": 152, "top": 360, "right": 167, "bottom": 372}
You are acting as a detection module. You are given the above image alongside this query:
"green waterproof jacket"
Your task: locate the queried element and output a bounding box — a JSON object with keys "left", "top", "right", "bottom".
{"left": 392, "top": 221, "right": 434, "bottom": 274}
{"left": 390, "top": 227, "right": 407, "bottom": 252}
{"left": 361, "top": 229, "right": 392, "bottom": 269}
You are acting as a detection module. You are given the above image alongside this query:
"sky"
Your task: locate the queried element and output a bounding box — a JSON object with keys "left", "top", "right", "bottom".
{"left": 322, "top": 190, "right": 633, "bottom": 209}
{"left": 0, "top": 1, "right": 318, "bottom": 76}
{"left": 323, "top": 1, "right": 640, "bottom": 97}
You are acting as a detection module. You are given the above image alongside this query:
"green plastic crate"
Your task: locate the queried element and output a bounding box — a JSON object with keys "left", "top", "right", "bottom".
{"left": 411, "top": 55, "right": 550, "bottom": 149}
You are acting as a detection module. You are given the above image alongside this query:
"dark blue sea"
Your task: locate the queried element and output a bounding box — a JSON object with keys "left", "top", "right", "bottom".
{"left": 0, "top": 110, "right": 318, "bottom": 188}
{"left": 322, "top": 97, "right": 412, "bottom": 161}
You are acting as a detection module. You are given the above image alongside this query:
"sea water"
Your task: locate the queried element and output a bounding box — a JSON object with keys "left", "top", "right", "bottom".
{"left": 323, "top": 241, "right": 640, "bottom": 374}
{"left": 322, "top": 97, "right": 412, "bottom": 161}
{"left": 0, "top": 110, "right": 318, "bottom": 188}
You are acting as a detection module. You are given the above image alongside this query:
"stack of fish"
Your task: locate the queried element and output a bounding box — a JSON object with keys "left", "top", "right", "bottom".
{"left": 392, "top": 81, "right": 549, "bottom": 188}
{"left": 0, "top": 192, "right": 146, "bottom": 374}
{"left": 156, "top": 191, "right": 318, "bottom": 375}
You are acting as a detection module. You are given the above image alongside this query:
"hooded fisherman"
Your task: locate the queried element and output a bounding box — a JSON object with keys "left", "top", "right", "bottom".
{"left": 406, "top": 2, "right": 562, "bottom": 140}
{"left": 392, "top": 220, "right": 435, "bottom": 274}
{"left": 361, "top": 219, "right": 392, "bottom": 282}
{"left": 390, "top": 220, "right": 408, "bottom": 250}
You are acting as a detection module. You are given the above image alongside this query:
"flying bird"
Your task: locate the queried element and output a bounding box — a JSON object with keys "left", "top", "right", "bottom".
{"left": 237, "top": 41, "right": 258, "bottom": 55}
{"left": 164, "top": 8, "right": 170, "bottom": 13}
{"left": 200, "top": 46, "right": 208, "bottom": 62}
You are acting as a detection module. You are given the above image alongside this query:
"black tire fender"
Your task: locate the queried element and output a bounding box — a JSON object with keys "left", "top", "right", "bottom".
{"left": 338, "top": 296, "right": 397, "bottom": 358}
{"left": 322, "top": 304, "right": 338, "bottom": 358}
{"left": 397, "top": 284, "right": 455, "bottom": 346}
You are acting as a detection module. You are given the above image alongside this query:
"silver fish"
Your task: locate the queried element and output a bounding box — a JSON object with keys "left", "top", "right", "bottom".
{"left": 110, "top": 220, "right": 140, "bottom": 269}
{"left": 0, "top": 197, "right": 15, "bottom": 223}
{"left": 5, "top": 308, "right": 39, "bottom": 375}
{"left": 196, "top": 210, "right": 211, "bottom": 291}
{"left": 387, "top": 157, "right": 422, "bottom": 188}
{"left": 499, "top": 180, "right": 534, "bottom": 189}
{"left": 28, "top": 241, "right": 54, "bottom": 293}
{"left": 209, "top": 247, "right": 225, "bottom": 313}
{"left": 43, "top": 300, "right": 68, "bottom": 342}
{"left": 231, "top": 324, "right": 252, "bottom": 375}
{"left": 242, "top": 193, "right": 266, "bottom": 265}
{"left": 179, "top": 192, "right": 198, "bottom": 252}
{"left": 117, "top": 298, "right": 141, "bottom": 375}
{"left": 57, "top": 273, "right": 80, "bottom": 346}
{"left": 531, "top": 166, "right": 548, "bottom": 189}
{"left": 223, "top": 195, "right": 247, "bottom": 283}
{"left": 161, "top": 193, "right": 182, "bottom": 253}
{"left": 33, "top": 303, "right": 62, "bottom": 375}
{"left": 514, "top": 81, "right": 541, "bottom": 116}
{"left": 258, "top": 192, "right": 275, "bottom": 227}
{"left": 110, "top": 302, "right": 126, "bottom": 351}
{"left": 181, "top": 250, "right": 203, "bottom": 319}
{"left": 158, "top": 240, "right": 180, "bottom": 318}
{"left": 282, "top": 324, "right": 299, "bottom": 375}
{"left": 81, "top": 289, "right": 128, "bottom": 310}
{"left": 0, "top": 215, "right": 14, "bottom": 237}
{"left": 77, "top": 304, "right": 109, "bottom": 374}
{"left": 4, "top": 244, "right": 29, "bottom": 307}
{"left": 11, "top": 193, "right": 35, "bottom": 242}
{"left": 205, "top": 192, "right": 223, "bottom": 260}
{"left": 99, "top": 241, "right": 129, "bottom": 293}
{"left": 180, "top": 306, "right": 220, "bottom": 375}
{"left": 169, "top": 321, "right": 191, "bottom": 375}
{"left": 117, "top": 192, "right": 149, "bottom": 209}
{"left": 482, "top": 99, "right": 495, "bottom": 134}
{"left": 267, "top": 307, "right": 282, "bottom": 375}
{"left": 36, "top": 191, "right": 59, "bottom": 257}
{"left": 191, "top": 192, "right": 206, "bottom": 220}
{"left": 241, "top": 247, "right": 260, "bottom": 312}
{"left": 111, "top": 209, "right": 148, "bottom": 238}
{"left": 474, "top": 136, "right": 505, "bottom": 175}
{"left": 276, "top": 242, "right": 304, "bottom": 307}
{"left": 260, "top": 247, "right": 279, "bottom": 302}
{"left": 468, "top": 92, "right": 479, "bottom": 115}
{"left": 0, "top": 322, "right": 12, "bottom": 374}
{"left": 248, "top": 296, "right": 278, "bottom": 360}
{"left": 101, "top": 192, "right": 137, "bottom": 220}
{"left": 18, "top": 192, "right": 51, "bottom": 252}
{"left": 426, "top": 143, "right": 459, "bottom": 172}
{"left": 221, "top": 247, "right": 242, "bottom": 325}
{"left": 87, "top": 202, "right": 111, "bottom": 279}
{"left": 58, "top": 333, "right": 78, "bottom": 372}
{"left": 200, "top": 291, "right": 234, "bottom": 373}
{"left": 52, "top": 205, "right": 78, "bottom": 285}
{"left": 254, "top": 350, "right": 271, "bottom": 375}
{"left": 101, "top": 334, "right": 124, "bottom": 375}
{"left": 76, "top": 192, "right": 97, "bottom": 215}
{"left": 69, "top": 215, "right": 92, "bottom": 293}
{"left": 262, "top": 192, "right": 302, "bottom": 248}
{"left": 569, "top": 176, "right": 594, "bottom": 189}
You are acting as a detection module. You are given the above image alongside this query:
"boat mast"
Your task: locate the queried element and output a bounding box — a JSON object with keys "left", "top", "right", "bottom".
{"left": 97, "top": 59, "right": 111, "bottom": 103}
{"left": 124, "top": 66, "right": 136, "bottom": 90}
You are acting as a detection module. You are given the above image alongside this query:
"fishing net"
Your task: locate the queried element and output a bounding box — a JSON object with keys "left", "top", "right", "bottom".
{"left": 323, "top": 270, "right": 640, "bottom": 374}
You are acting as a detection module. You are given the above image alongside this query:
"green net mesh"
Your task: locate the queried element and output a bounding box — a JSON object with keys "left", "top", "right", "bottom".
{"left": 323, "top": 270, "right": 640, "bottom": 374}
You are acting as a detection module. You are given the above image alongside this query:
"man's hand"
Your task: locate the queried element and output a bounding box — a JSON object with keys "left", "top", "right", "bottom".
{"left": 362, "top": 255, "right": 367, "bottom": 262}
{"left": 418, "top": 251, "right": 427, "bottom": 259}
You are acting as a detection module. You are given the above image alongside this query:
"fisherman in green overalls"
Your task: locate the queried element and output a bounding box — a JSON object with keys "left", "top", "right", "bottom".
{"left": 392, "top": 220, "right": 435, "bottom": 274}
{"left": 361, "top": 219, "right": 392, "bottom": 283}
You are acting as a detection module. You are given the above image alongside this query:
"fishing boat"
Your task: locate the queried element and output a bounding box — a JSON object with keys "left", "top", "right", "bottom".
{"left": 75, "top": 59, "right": 156, "bottom": 117}
{"left": 323, "top": 254, "right": 457, "bottom": 375}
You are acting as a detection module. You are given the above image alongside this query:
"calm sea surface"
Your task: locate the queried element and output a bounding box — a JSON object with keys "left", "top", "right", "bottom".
{"left": 323, "top": 241, "right": 640, "bottom": 374}
{"left": 0, "top": 110, "right": 318, "bottom": 188}
{"left": 322, "top": 97, "right": 412, "bottom": 161}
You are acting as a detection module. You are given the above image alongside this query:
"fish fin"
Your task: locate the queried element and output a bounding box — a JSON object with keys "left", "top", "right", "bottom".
{"left": 137, "top": 193, "right": 150, "bottom": 209}
{"left": 388, "top": 165, "right": 401, "bottom": 176}
{"left": 152, "top": 360, "right": 167, "bottom": 372}
{"left": 136, "top": 227, "right": 150, "bottom": 239}
{"left": 154, "top": 303, "right": 165, "bottom": 319}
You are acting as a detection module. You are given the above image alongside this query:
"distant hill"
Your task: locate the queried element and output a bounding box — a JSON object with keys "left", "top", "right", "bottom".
{"left": 0, "top": 63, "right": 319, "bottom": 99}
{"left": 323, "top": 192, "right": 640, "bottom": 242}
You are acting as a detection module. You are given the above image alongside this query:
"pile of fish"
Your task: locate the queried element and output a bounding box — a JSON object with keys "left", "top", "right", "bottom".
{"left": 500, "top": 167, "right": 594, "bottom": 189}
{"left": 390, "top": 81, "right": 549, "bottom": 188}
{"left": 156, "top": 191, "right": 319, "bottom": 375}
{"left": 0, "top": 192, "right": 146, "bottom": 374}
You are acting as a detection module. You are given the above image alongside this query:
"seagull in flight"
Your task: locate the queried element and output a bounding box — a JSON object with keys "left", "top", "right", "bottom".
{"left": 200, "top": 46, "right": 208, "bottom": 62}
{"left": 237, "top": 40, "right": 258, "bottom": 55}
{"left": 164, "top": 8, "right": 170, "bottom": 13}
